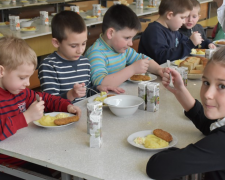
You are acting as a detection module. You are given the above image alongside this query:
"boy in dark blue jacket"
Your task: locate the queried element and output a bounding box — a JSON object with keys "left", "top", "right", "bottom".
{"left": 138, "top": 0, "right": 203, "bottom": 65}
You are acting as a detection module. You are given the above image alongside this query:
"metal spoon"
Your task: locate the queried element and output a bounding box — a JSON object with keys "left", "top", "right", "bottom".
{"left": 36, "top": 94, "right": 40, "bottom": 102}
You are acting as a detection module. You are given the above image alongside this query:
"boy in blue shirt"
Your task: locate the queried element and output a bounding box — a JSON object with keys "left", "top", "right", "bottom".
{"left": 85, "top": 5, "right": 164, "bottom": 87}
{"left": 138, "top": 0, "right": 203, "bottom": 65}
{"left": 39, "top": 11, "right": 124, "bottom": 103}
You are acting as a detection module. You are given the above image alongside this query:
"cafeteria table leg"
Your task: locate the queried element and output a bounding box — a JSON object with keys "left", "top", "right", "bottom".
{"left": 61, "top": 172, "right": 72, "bottom": 180}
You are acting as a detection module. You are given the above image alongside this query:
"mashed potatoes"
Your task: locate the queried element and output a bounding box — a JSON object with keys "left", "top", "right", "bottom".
{"left": 173, "top": 59, "right": 183, "bottom": 66}
{"left": 38, "top": 113, "right": 69, "bottom": 126}
{"left": 94, "top": 92, "right": 107, "bottom": 102}
{"left": 144, "top": 134, "right": 169, "bottom": 148}
{"left": 134, "top": 134, "right": 169, "bottom": 149}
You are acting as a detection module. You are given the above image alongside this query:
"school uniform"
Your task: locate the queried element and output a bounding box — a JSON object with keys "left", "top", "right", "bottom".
{"left": 146, "top": 99, "right": 225, "bottom": 180}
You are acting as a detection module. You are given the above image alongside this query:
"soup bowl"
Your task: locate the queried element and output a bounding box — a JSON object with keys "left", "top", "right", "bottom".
{"left": 104, "top": 95, "right": 144, "bottom": 117}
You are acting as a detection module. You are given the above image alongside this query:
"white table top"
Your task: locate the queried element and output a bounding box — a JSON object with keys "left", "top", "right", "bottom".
{"left": 0, "top": 0, "right": 213, "bottom": 40}
{"left": 0, "top": 76, "right": 205, "bottom": 180}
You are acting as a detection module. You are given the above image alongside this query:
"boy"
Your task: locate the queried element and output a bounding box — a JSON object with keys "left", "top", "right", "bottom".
{"left": 0, "top": 36, "right": 81, "bottom": 179}
{"left": 138, "top": 0, "right": 203, "bottom": 65}
{"left": 179, "top": 0, "right": 216, "bottom": 49}
{"left": 38, "top": 11, "right": 124, "bottom": 103}
{"left": 85, "top": 4, "right": 164, "bottom": 87}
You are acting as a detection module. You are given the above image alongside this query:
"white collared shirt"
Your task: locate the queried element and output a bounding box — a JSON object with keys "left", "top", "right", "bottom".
{"left": 217, "top": 0, "right": 225, "bottom": 31}
{"left": 210, "top": 117, "right": 225, "bottom": 131}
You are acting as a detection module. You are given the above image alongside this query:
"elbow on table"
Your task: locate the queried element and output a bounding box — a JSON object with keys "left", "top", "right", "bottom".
{"left": 146, "top": 158, "right": 166, "bottom": 180}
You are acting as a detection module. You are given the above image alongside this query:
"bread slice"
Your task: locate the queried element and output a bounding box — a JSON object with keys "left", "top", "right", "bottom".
{"left": 189, "top": 70, "right": 203, "bottom": 74}
{"left": 195, "top": 64, "right": 204, "bottom": 71}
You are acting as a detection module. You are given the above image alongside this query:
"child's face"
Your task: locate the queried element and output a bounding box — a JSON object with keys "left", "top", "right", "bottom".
{"left": 56, "top": 30, "right": 87, "bottom": 60}
{"left": 0, "top": 63, "right": 34, "bottom": 94}
{"left": 183, "top": 7, "right": 200, "bottom": 29}
{"left": 109, "top": 27, "right": 137, "bottom": 53}
{"left": 200, "top": 62, "right": 225, "bottom": 120}
{"left": 167, "top": 11, "right": 190, "bottom": 31}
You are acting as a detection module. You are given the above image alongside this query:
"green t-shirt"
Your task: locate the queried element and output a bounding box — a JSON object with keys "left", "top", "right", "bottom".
{"left": 214, "top": 23, "right": 225, "bottom": 41}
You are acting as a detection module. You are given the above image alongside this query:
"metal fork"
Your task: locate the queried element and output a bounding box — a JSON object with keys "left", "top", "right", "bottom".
{"left": 36, "top": 94, "right": 40, "bottom": 102}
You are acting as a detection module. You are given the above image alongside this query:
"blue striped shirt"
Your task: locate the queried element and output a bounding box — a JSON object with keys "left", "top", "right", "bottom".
{"left": 38, "top": 52, "right": 97, "bottom": 103}
{"left": 85, "top": 35, "right": 151, "bottom": 85}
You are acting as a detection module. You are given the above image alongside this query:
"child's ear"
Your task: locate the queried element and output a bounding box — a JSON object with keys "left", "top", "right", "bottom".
{"left": 52, "top": 38, "right": 60, "bottom": 48}
{"left": 106, "top": 28, "right": 115, "bottom": 40}
{"left": 0, "top": 65, "right": 5, "bottom": 78}
{"left": 166, "top": 11, "right": 174, "bottom": 20}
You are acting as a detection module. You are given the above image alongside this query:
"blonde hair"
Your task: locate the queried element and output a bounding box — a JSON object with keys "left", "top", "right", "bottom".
{"left": 0, "top": 36, "right": 37, "bottom": 71}
{"left": 207, "top": 46, "right": 225, "bottom": 67}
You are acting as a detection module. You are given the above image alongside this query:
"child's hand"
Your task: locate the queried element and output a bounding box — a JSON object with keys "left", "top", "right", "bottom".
{"left": 97, "top": 84, "right": 125, "bottom": 94}
{"left": 190, "top": 32, "right": 203, "bottom": 46}
{"left": 162, "top": 68, "right": 185, "bottom": 94}
{"left": 208, "top": 43, "right": 216, "bottom": 49}
{"left": 132, "top": 58, "right": 149, "bottom": 74}
{"left": 67, "top": 104, "right": 81, "bottom": 118}
{"left": 72, "top": 83, "right": 86, "bottom": 98}
{"left": 23, "top": 97, "right": 45, "bottom": 123}
{"left": 157, "top": 67, "right": 165, "bottom": 78}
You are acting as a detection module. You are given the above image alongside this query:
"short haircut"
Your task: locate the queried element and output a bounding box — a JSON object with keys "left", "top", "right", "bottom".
{"left": 207, "top": 47, "right": 225, "bottom": 67}
{"left": 158, "top": 0, "right": 193, "bottom": 16}
{"left": 51, "top": 11, "right": 86, "bottom": 43}
{"left": 0, "top": 36, "right": 37, "bottom": 71}
{"left": 190, "top": 0, "right": 200, "bottom": 8}
{"left": 102, "top": 4, "right": 141, "bottom": 34}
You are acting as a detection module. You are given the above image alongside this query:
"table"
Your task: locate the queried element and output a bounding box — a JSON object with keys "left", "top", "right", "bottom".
{"left": 0, "top": 75, "right": 205, "bottom": 180}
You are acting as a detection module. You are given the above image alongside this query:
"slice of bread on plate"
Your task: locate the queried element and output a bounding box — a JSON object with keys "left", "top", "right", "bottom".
{"left": 179, "top": 56, "right": 209, "bottom": 79}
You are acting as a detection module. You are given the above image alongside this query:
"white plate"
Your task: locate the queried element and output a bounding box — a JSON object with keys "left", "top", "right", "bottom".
{"left": 128, "top": 73, "right": 157, "bottom": 83}
{"left": 190, "top": 53, "right": 205, "bottom": 57}
{"left": 213, "top": 39, "right": 225, "bottom": 47}
{"left": 127, "top": 130, "right": 178, "bottom": 151}
{"left": 33, "top": 112, "right": 76, "bottom": 128}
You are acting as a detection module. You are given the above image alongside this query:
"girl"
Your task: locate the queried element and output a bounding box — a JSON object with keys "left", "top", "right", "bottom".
{"left": 146, "top": 46, "right": 225, "bottom": 180}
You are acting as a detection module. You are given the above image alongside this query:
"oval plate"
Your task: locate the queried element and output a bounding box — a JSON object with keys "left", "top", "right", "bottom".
{"left": 127, "top": 130, "right": 178, "bottom": 151}
{"left": 33, "top": 112, "right": 76, "bottom": 128}
{"left": 128, "top": 73, "right": 157, "bottom": 83}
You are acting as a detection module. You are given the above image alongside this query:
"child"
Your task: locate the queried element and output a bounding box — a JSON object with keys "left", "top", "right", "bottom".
{"left": 146, "top": 47, "right": 225, "bottom": 180}
{"left": 138, "top": 0, "right": 203, "bottom": 65}
{"left": 38, "top": 11, "right": 124, "bottom": 103}
{"left": 0, "top": 36, "right": 81, "bottom": 179}
{"left": 85, "top": 4, "right": 164, "bottom": 87}
{"left": 179, "top": 0, "right": 216, "bottom": 49}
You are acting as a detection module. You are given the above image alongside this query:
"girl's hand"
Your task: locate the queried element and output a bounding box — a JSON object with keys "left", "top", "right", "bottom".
{"left": 24, "top": 97, "right": 45, "bottom": 123}
{"left": 162, "top": 68, "right": 185, "bottom": 94}
{"left": 67, "top": 104, "right": 81, "bottom": 118}
{"left": 208, "top": 43, "right": 216, "bottom": 49}
{"left": 131, "top": 58, "right": 150, "bottom": 74}
{"left": 97, "top": 85, "right": 125, "bottom": 94}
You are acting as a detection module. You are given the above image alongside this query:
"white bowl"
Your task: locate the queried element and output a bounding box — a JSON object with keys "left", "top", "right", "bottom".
{"left": 104, "top": 95, "right": 144, "bottom": 117}
{"left": 20, "top": 20, "right": 34, "bottom": 28}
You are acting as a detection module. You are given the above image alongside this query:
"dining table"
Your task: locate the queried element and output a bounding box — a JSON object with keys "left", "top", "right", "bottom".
{"left": 0, "top": 69, "right": 205, "bottom": 180}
